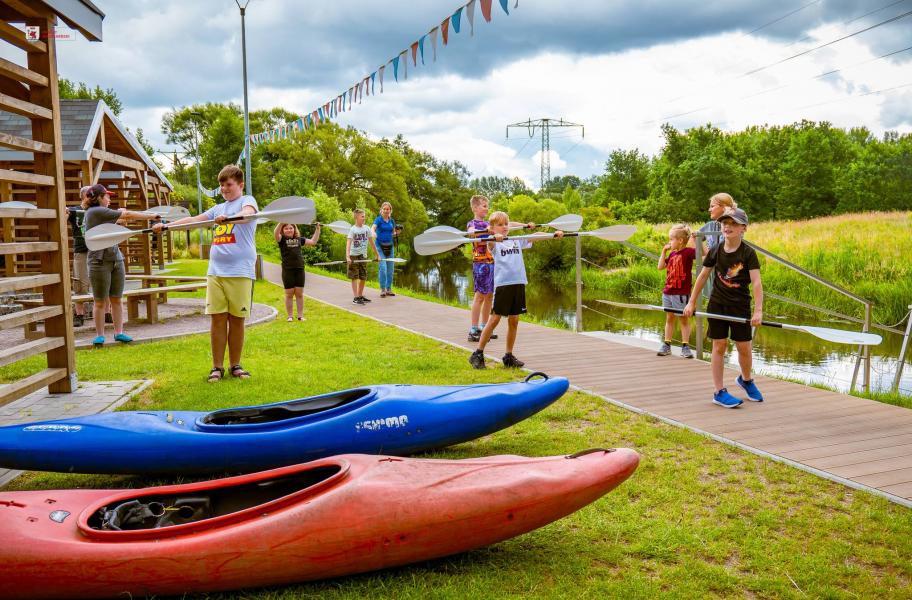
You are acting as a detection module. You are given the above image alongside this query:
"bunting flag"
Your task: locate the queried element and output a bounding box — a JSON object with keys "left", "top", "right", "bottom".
{"left": 481, "top": 0, "right": 492, "bottom": 22}
{"left": 466, "top": 0, "right": 476, "bottom": 35}
{"left": 246, "top": 0, "right": 518, "bottom": 149}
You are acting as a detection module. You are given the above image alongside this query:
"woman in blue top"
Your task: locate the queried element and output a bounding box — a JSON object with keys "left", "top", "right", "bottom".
{"left": 371, "top": 202, "right": 398, "bottom": 297}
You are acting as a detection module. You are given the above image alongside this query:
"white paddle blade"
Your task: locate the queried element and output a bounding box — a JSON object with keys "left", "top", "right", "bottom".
{"left": 800, "top": 326, "right": 882, "bottom": 346}
{"left": 582, "top": 225, "right": 637, "bottom": 241}
{"left": 84, "top": 223, "right": 135, "bottom": 251}
{"left": 425, "top": 225, "right": 465, "bottom": 235}
{"left": 383, "top": 257, "right": 407, "bottom": 263}
{"left": 326, "top": 220, "right": 353, "bottom": 235}
{"left": 413, "top": 231, "right": 471, "bottom": 255}
{"left": 260, "top": 196, "right": 316, "bottom": 224}
{"left": 0, "top": 200, "right": 37, "bottom": 209}
{"left": 547, "top": 213, "right": 584, "bottom": 232}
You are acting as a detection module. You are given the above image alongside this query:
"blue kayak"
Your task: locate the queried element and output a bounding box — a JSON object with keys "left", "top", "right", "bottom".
{"left": 0, "top": 373, "right": 567, "bottom": 475}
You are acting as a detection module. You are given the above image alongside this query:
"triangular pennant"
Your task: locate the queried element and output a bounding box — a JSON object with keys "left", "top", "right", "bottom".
{"left": 371, "top": 71, "right": 377, "bottom": 95}
{"left": 347, "top": 87, "right": 353, "bottom": 110}
{"left": 481, "top": 0, "right": 492, "bottom": 21}
{"left": 392, "top": 55, "right": 400, "bottom": 81}
{"left": 410, "top": 41, "right": 419, "bottom": 66}
{"left": 441, "top": 17, "right": 450, "bottom": 44}
{"left": 500, "top": 0, "right": 509, "bottom": 14}
{"left": 297, "top": 117, "right": 304, "bottom": 132}
{"left": 379, "top": 65, "right": 385, "bottom": 92}
{"left": 318, "top": 107, "right": 324, "bottom": 122}
{"left": 400, "top": 50, "right": 408, "bottom": 80}
{"left": 466, "top": 0, "right": 476, "bottom": 35}
{"left": 419, "top": 35, "right": 426, "bottom": 65}
{"left": 429, "top": 27, "right": 438, "bottom": 61}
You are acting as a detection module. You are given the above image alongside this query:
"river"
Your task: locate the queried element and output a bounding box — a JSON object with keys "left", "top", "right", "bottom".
{"left": 390, "top": 253, "right": 911, "bottom": 396}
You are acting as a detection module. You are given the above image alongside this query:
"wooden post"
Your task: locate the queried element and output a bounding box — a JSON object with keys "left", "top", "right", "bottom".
{"left": 27, "top": 14, "right": 74, "bottom": 393}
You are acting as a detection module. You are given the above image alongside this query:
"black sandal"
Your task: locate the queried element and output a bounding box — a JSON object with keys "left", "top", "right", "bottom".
{"left": 230, "top": 364, "right": 251, "bottom": 379}
{"left": 207, "top": 367, "right": 224, "bottom": 383}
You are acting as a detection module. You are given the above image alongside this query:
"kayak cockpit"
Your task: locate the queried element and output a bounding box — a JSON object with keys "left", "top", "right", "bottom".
{"left": 81, "top": 462, "right": 348, "bottom": 539}
{"left": 200, "top": 388, "right": 373, "bottom": 426}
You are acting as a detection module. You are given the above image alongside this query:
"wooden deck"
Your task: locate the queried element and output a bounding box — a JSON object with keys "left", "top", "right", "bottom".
{"left": 264, "top": 264, "right": 912, "bottom": 507}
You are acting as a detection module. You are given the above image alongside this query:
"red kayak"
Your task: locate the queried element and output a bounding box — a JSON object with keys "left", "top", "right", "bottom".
{"left": 0, "top": 449, "right": 639, "bottom": 599}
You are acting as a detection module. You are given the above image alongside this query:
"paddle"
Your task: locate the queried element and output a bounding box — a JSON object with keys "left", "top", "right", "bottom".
{"left": 595, "top": 299, "right": 883, "bottom": 346}
{"left": 85, "top": 196, "right": 316, "bottom": 251}
{"left": 0, "top": 200, "right": 38, "bottom": 210}
{"left": 312, "top": 257, "right": 407, "bottom": 267}
{"left": 413, "top": 225, "right": 637, "bottom": 256}
{"left": 425, "top": 213, "right": 584, "bottom": 235}
{"left": 1, "top": 202, "right": 189, "bottom": 222}
{"left": 326, "top": 220, "right": 355, "bottom": 235}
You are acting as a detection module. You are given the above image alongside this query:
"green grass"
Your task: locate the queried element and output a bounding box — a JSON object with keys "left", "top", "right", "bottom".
{"left": 2, "top": 260, "right": 911, "bottom": 599}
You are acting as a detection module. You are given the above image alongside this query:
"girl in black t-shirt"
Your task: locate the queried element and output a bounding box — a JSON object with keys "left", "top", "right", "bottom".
{"left": 274, "top": 222, "right": 321, "bottom": 321}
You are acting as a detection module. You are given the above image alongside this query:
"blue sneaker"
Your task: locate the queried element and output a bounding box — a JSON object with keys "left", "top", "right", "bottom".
{"left": 92, "top": 336, "right": 105, "bottom": 347}
{"left": 737, "top": 375, "right": 764, "bottom": 402}
{"left": 713, "top": 388, "right": 743, "bottom": 408}
{"left": 114, "top": 333, "right": 133, "bottom": 343}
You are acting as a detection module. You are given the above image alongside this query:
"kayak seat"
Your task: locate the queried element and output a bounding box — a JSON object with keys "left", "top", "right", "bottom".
{"left": 90, "top": 465, "right": 342, "bottom": 531}
{"left": 200, "top": 388, "right": 372, "bottom": 425}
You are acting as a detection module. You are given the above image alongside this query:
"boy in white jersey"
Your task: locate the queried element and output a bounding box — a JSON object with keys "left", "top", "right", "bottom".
{"left": 469, "top": 211, "right": 563, "bottom": 369}
{"left": 346, "top": 208, "right": 376, "bottom": 305}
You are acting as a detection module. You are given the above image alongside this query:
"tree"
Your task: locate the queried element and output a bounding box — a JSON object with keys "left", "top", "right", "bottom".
{"left": 597, "top": 149, "right": 651, "bottom": 206}
{"left": 58, "top": 78, "right": 123, "bottom": 115}
{"left": 469, "top": 175, "right": 530, "bottom": 198}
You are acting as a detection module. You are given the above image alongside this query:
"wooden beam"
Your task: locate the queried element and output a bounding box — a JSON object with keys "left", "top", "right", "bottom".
{"left": 0, "top": 305, "right": 62, "bottom": 330}
{"left": 0, "top": 206, "right": 55, "bottom": 219}
{"left": 92, "top": 157, "right": 104, "bottom": 184}
{"left": 0, "top": 91, "right": 51, "bottom": 119}
{"left": 91, "top": 148, "right": 145, "bottom": 172}
{"left": 0, "top": 21, "right": 47, "bottom": 53}
{"left": 0, "top": 131, "right": 53, "bottom": 153}
{"left": 0, "top": 273, "right": 59, "bottom": 293}
{"left": 0, "top": 336, "right": 65, "bottom": 368}
{"left": 27, "top": 15, "right": 75, "bottom": 393}
{"left": 0, "top": 241, "right": 56, "bottom": 254}
{"left": 0, "top": 368, "right": 66, "bottom": 407}
{"left": 0, "top": 168, "right": 54, "bottom": 186}
{"left": 0, "top": 56, "right": 47, "bottom": 87}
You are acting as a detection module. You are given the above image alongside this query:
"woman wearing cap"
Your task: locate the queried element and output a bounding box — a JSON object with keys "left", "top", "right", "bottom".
{"left": 83, "top": 184, "right": 159, "bottom": 346}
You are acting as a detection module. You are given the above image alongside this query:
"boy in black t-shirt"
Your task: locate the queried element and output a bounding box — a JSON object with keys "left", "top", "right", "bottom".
{"left": 684, "top": 208, "right": 764, "bottom": 408}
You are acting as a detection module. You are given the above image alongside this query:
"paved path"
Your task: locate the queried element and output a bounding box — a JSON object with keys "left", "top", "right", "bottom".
{"left": 268, "top": 263, "right": 912, "bottom": 507}
{"left": 0, "top": 380, "right": 150, "bottom": 486}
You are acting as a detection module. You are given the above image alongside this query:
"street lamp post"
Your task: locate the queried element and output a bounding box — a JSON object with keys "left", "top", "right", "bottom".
{"left": 236, "top": 0, "right": 252, "bottom": 195}
{"left": 191, "top": 113, "right": 205, "bottom": 253}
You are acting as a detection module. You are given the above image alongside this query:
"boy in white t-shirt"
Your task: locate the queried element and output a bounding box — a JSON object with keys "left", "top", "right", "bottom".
{"left": 346, "top": 208, "right": 377, "bottom": 305}
{"left": 469, "top": 211, "right": 563, "bottom": 369}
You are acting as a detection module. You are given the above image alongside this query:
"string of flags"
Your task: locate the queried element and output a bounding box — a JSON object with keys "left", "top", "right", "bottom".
{"left": 242, "top": 0, "right": 519, "bottom": 157}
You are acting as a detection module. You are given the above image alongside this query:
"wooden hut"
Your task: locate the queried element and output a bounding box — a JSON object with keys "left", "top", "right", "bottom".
{"left": 0, "top": 1, "right": 103, "bottom": 404}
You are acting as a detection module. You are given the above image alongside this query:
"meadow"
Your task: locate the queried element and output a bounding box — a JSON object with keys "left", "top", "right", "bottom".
{"left": 1, "top": 260, "right": 910, "bottom": 599}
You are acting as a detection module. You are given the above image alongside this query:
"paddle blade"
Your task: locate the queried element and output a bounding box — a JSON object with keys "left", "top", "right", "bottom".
{"left": 259, "top": 196, "right": 316, "bottom": 224}
{"left": 326, "top": 220, "right": 353, "bottom": 235}
{"left": 383, "top": 257, "right": 407, "bottom": 263}
{"left": 801, "top": 326, "right": 882, "bottom": 346}
{"left": 546, "top": 213, "right": 584, "bottom": 232}
{"left": 84, "top": 223, "right": 135, "bottom": 251}
{"left": 425, "top": 225, "right": 465, "bottom": 235}
{"left": 147, "top": 205, "right": 191, "bottom": 221}
{"left": 413, "top": 231, "right": 471, "bottom": 255}
{"left": 0, "top": 200, "right": 37, "bottom": 209}
{"left": 581, "top": 225, "right": 637, "bottom": 242}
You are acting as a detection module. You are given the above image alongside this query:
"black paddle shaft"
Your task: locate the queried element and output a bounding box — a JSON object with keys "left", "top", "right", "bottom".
{"left": 663, "top": 306, "right": 781, "bottom": 329}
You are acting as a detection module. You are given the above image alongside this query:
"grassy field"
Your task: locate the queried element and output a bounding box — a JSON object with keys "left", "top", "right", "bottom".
{"left": 1, "top": 260, "right": 911, "bottom": 599}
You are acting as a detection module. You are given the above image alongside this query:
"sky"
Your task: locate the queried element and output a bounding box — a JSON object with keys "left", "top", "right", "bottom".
{"left": 34, "top": 0, "right": 912, "bottom": 188}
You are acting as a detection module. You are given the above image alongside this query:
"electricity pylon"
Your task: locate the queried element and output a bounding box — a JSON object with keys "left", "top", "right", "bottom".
{"left": 506, "top": 118, "right": 584, "bottom": 189}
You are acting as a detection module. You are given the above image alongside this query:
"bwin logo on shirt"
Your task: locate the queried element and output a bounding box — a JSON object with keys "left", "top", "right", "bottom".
{"left": 500, "top": 247, "right": 521, "bottom": 257}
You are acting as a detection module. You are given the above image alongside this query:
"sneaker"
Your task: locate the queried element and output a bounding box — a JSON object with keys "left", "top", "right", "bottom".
{"left": 73, "top": 314, "right": 84, "bottom": 327}
{"left": 114, "top": 333, "right": 133, "bottom": 343}
{"left": 502, "top": 353, "right": 525, "bottom": 368}
{"left": 386, "top": 291, "right": 396, "bottom": 297}
{"left": 92, "top": 335, "right": 105, "bottom": 347}
{"left": 657, "top": 342, "right": 672, "bottom": 356}
{"left": 737, "top": 375, "right": 764, "bottom": 402}
{"left": 360, "top": 296, "right": 372, "bottom": 303}
{"left": 380, "top": 291, "right": 387, "bottom": 298}
{"left": 489, "top": 333, "right": 498, "bottom": 340}
{"left": 467, "top": 330, "right": 481, "bottom": 343}
{"left": 469, "top": 349, "right": 486, "bottom": 369}
{"left": 104, "top": 313, "right": 113, "bottom": 324}
{"left": 681, "top": 345, "right": 694, "bottom": 359}
{"left": 713, "top": 388, "right": 743, "bottom": 408}
{"left": 353, "top": 297, "right": 365, "bottom": 305}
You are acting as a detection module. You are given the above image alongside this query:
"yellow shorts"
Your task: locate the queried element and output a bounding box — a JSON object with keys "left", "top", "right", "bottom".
{"left": 206, "top": 276, "right": 253, "bottom": 318}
